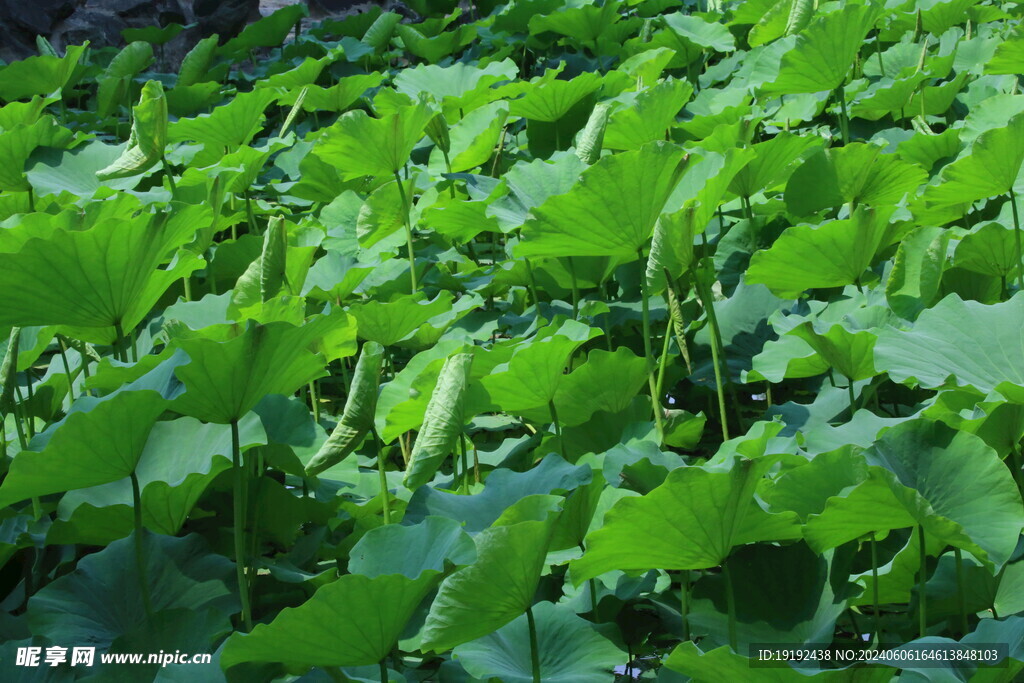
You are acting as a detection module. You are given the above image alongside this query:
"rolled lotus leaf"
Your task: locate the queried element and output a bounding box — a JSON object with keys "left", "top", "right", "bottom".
{"left": 0, "top": 327, "right": 19, "bottom": 414}
{"left": 575, "top": 102, "right": 611, "bottom": 165}
{"left": 305, "top": 342, "right": 384, "bottom": 476}
{"left": 403, "top": 352, "right": 474, "bottom": 490}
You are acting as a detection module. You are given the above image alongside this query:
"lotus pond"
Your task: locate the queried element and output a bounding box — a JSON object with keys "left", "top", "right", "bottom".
{"left": 1, "top": 0, "right": 1024, "bottom": 681}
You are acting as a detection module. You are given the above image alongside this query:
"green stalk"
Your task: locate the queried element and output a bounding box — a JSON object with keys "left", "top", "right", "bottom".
{"left": 308, "top": 381, "right": 320, "bottom": 424}
{"left": 524, "top": 257, "right": 542, "bottom": 319}
{"left": 460, "top": 434, "right": 470, "bottom": 495}
{"left": 692, "top": 267, "right": 729, "bottom": 440}
{"left": 245, "top": 191, "right": 257, "bottom": 236}
{"left": 953, "top": 546, "right": 968, "bottom": 637}
{"left": 374, "top": 429, "right": 391, "bottom": 524}
{"left": 394, "top": 172, "right": 418, "bottom": 293}
{"left": 847, "top": 378, "right": 857, "bottom": 415}
{"left": 10, "top": 399, "right": 27, "bottom": 451}
{"left": 23, "top": 373, "right": 35, "bottom": 437}
{"left": 655, "top": 316, "right": 673, "bottom": 404}
{"left": 1010, "top": 190, "right": 1023, "bottom": 290}
{"left": 870, "top": 533, "right": 880, "bottom": 646}
{"left": 231, "top": 419, "right": 253, "bottom": 631}
{"left": 161, "top": 158, "right": 177, "bottom": 195}
{"left": 113, "top": 321, "right": 128, "bottom": 363}
{"left": 637, "top": 250, "right": 664, "bottom": 437}
{"left": 681, "top": 570, "right": 691, "bottom": 641}
{"left": 837, "top": 83, "right": 850, "bottom": 145}
{"left": 548, "top": 400, "right": 566, "bottom": 460}
{"left": 379, "top": 659, "right": 388, "bottom": 683}
{"left": 13, "top": 384, "right": 32, "bottom": 439}
{"left": 918, "top": 525, "right": 928, "bottom": 639}
{"left": 130, "top": 471, "right": 154, "bottom": 617}
{"left": 723, "top": 559, "right": 738, "bottom": 652}
{"left": 567, "top": 257, "right": 580, "bottom": 319}
{"left": 526, "top": 605, "right": 541, "bottom": 683}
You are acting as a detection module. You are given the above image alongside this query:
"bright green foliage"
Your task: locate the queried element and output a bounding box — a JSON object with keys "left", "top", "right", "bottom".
{"left": 2, "top": 3, "right": 1024, "bottom": 681}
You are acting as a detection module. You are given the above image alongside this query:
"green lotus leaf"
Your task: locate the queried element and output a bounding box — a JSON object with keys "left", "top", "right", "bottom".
{"left": 96, "top": 42, "right": 154, "bottom": 118}
{"left": 0, "top": 210, "right": 201, "bottom": 330}
{"left": 52, "top": 415, "right": 266, "bottom": 541}
{"left": 348, "top": 291, "right": 454, "bottom": 347}
{"left": 760, "top": 3, "right": 882, "bottom": 95}
{"left": 572, "top": 457, "right": 802, "bottom": 583}
{"left": 603, "top": 78, "right": 692, "bottom": 152}
{"left": 529, "top": 0, "right": 623, "bottom": 43}
{"left": 885, "top": 226, "right": 952, "bottom": 321}
{"left": 396, "top": 23, "right": 476, "bottom": 63}
{"left": 488, "top": 152, "right": 586, "bottom": 231}
{"left": 0, "top": 391, "right": 167, "bottom": 508}
{"left": 404, "top": 352, "right": 474, "bottom": 490}
{"left": 177, "top": 35, "right": 220, "bottom": 87}
{"left": 0, "top": 115, "right": 75, "bottom": 192}
{"left": 0, "top": 44, "right": 87, "bottom": 103}
{"left": 221, "top": 3, "right": 308, "bottom": 54}
{"left": 509, "top": 72, "right": 603, "bottom": 122}
{"left": 428, "top": 101, "right": 509, "bottom": 174}
{"left": 278, "top": 73, "right": 383, "bottom": 113}
{"left": 168, "top": 89, "right": 279, "bottom": 164}
{"left": 747, "top": 207, "right": 893, "bottom": 297}
{"left": 28, "top": 532, "right": 237, "bottom": 651}
{"left": 687, "top": 543, "right": 861, "bottom": 649}
{"left": 348, "top": 516, "right": 476, "bottom": 578}
{"left": 420, "top": 495, "right": 562, "bottom": 652}
{"left": 865, "top": 419, "right": 1024, "bottom": 569}
{"left": 783, "top": 144, "right": 926, "bottom": 216}
{"left": 728, "top": 131, "right": 822, "bottom": 198}
{"left": 314, "top": 99, "right": 436, "bottom": 180}
{"left": 405, "top": 455, "right": 590, "bottom": 532}
{"left": 517, "top": 141, "right": 687, "bottom": 258}
{"left": 918, "top": 112, "right": 1024, "bottom": 210}
{"left": 306, "top": 342, "right": 384, "bottom": 476}
{"left": 662, "top": 12, "right": 736, "bottom": 53}
{"left": 875, "top": 293, "right": 1024, "bottom": 401}
{"left": 479, "top": 320, "right": 600, "bottom": 415}
{"left": 788, "top": 305, "right": 897, "bottom": 382}
{"left": 221, "top": 571, "right": 439, "bottom": 669}
{"left": 27, "top": 140, "right": 151, "bottom": 199}
{"left": 954, "top": 222, "right": 1020, "bottom": 279}
{"left": 452, "top": 601, "right": 623, "bottom": 682}
{"left": 171, "top": 313, "right": 345, "bottom": 424}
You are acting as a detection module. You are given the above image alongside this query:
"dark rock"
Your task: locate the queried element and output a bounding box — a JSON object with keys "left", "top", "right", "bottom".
{"left": 0, "top": 0, "right": 79, "bottom": 35}
{"left": 191, "top": 0, "right": 260, "bottom": 39}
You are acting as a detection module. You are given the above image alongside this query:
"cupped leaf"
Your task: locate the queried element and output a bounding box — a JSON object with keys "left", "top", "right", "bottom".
{"left": 420, "top": 495, "right": 562, "bottom": 652}
{"left": 747, "top": 207, "right": 893, "bottom": 297}
{"left": 517, "top": 141, "right": 688, "bottom": 258}
{"left": 867, "top": 419, "right": 1024, "bottom": 569}
{"left": 0, "top": 211, "right": 201, "bottom": 330}
{"left": 0, "top": 391, "right": 167, "bottom": 507}
{"left": 761, "top": 3, "right": 882, "bottom": 95}
{"left": 452, "top": 601, "right": 623, "bottom": 682}
{"left": 27, "top": 533, "right": 237, "bottom": 651}
{"left": 572, "top": 457, "right": 801, "bottom": 583}
{"left": 783, "top": 144, "right": 926, "bottom": 216}
{"left": 314, "top": 100, "right": 436, "bottom": 180}
{"left": 171, "top": 314, "right": 346, "bottom": 424}
{"left": 348, "top": 516, "right": 476, "bottom": 578}
{"left": 875, "top": 293, "right": 1024, "bottom": 400}
{"left": 221, "top": 571, "right": 439, "bottom": 669}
